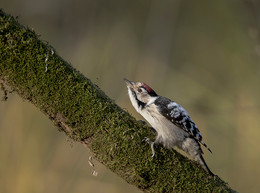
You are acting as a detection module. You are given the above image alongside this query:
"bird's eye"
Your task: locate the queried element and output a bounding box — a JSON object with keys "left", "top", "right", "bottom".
{"left": 137, "top": 88, "right": 143, "bottom": 93}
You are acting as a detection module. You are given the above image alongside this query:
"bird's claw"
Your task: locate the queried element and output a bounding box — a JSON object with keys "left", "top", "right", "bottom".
{"left": 142, "top": 137, "right": 152, "bottom": 143}
{"left": 143, "top": 137, "right": 156, "bottom": 158}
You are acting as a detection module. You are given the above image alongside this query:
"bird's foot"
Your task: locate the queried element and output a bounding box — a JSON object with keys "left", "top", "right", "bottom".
{"left": 143, "top": 137, "right": 155, "bottom": 158}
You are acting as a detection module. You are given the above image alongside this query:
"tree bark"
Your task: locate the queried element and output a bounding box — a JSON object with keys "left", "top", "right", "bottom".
{"left": 0, "top": 9, "right": 236, "bottom": 193}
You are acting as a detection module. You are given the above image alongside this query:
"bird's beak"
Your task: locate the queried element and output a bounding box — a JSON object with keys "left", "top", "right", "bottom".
{"left": 124, "top": 78, "right": 134, "bottom": 88}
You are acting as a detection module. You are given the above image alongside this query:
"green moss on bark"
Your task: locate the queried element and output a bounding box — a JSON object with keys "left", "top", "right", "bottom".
{"left": 0, "top": 9, "right": 236, "bottom": 193}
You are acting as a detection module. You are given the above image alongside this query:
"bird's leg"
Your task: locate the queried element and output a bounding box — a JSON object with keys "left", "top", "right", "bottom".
{"left": 143, "top": 137, "right": 156, "bottom": 158}
{"left": 139, "top": 120, "right": 157, "bottom": 157}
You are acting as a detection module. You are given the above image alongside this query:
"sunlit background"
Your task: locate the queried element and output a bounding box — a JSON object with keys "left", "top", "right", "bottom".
{"left": 1, "top": 1, "right": 260, "bottom": 192}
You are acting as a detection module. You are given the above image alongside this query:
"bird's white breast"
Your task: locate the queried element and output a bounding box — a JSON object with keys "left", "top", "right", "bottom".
{"left": 140, "top": 104, "right": 187, "bottom": 149}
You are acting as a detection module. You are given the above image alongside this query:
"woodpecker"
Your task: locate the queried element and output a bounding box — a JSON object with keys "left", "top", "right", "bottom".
{"left": 124, "top": 78, "right": 214, "bottom": 176}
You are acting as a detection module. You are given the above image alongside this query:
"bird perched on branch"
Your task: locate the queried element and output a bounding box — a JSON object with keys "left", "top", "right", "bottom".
{"left": 124, "top": 78, "right": 213, "bottom": 176}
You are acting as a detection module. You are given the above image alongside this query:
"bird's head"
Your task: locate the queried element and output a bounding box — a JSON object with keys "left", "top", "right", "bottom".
{"left": 124, "top": 78, "right": 157, "bottom": 108}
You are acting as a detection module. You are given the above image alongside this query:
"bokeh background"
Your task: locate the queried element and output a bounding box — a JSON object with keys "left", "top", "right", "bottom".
{"left": 1, "top": 0, "right": 260, "bottom": 192}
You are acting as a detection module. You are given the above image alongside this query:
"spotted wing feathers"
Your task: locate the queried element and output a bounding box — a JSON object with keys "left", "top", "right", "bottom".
{"left": 154, "top": 97, "right": 212, "bottom": 153}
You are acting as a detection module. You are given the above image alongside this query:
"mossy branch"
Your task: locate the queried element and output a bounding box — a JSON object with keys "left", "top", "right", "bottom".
{"left": 0, "top": 9, "right": 236, "bottom": 193}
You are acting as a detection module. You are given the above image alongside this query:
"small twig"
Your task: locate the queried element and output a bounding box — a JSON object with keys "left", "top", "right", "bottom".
{"left": 88, "top": 156, "right": 98, "bottom": 176}
{"left": 44, "top": 48, "right": 54, "bottom": 73}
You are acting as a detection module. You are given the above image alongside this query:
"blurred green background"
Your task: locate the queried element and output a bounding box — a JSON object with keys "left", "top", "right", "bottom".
{"left": 1, "top": 0, "right": 260, "bottom": 192}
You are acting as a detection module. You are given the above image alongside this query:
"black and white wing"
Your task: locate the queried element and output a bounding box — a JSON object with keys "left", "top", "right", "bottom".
{"left": 154, "top": 97, "right": 212, "bottom": 153}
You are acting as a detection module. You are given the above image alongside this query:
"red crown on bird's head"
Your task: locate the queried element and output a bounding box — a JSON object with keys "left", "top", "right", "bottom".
{"left": 141, "top": 83, "right": 157, "bottom": 96}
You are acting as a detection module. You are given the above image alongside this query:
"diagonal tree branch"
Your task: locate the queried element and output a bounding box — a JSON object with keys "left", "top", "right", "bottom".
{"left": 0, "top": 9, "right": 236, "bottom": 193}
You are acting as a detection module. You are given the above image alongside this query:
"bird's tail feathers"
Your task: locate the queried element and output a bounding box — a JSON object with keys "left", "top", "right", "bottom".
{"left": 200, "top": 140, "right": 212, "bottom": 153}
{"left": 198, "top": 154, "right": 214, "bottom": 176}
